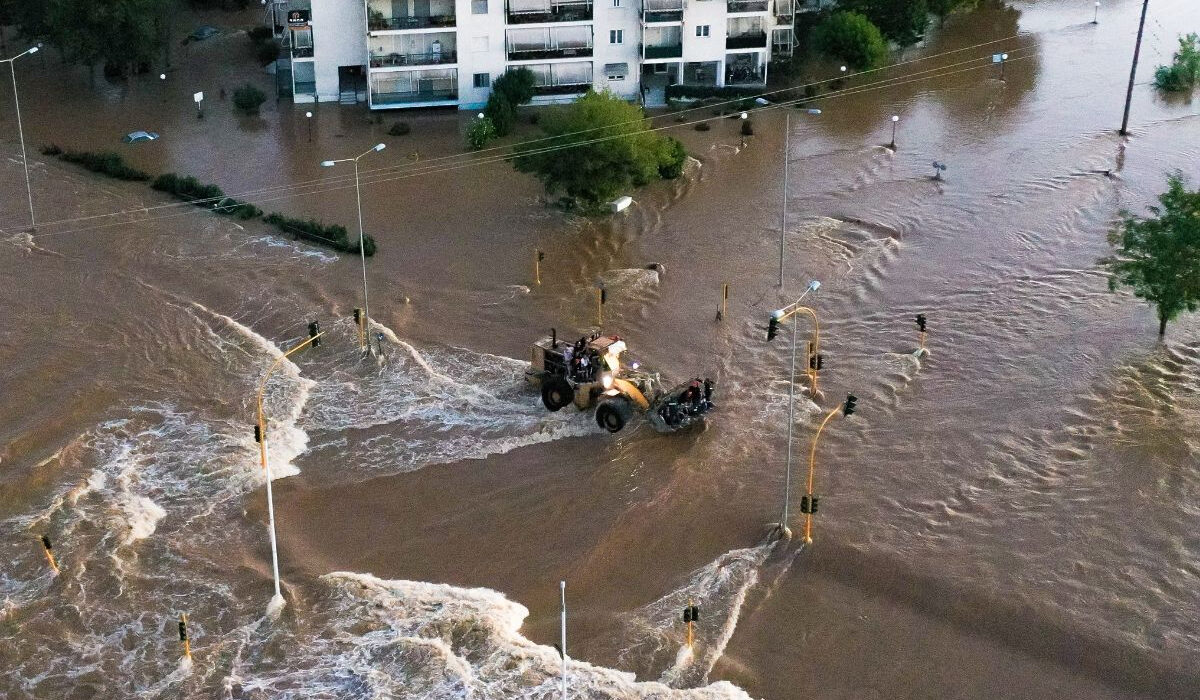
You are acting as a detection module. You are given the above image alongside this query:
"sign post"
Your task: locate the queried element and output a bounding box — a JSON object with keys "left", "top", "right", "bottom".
{"left": 193, "top": 91, "right": 204, "bottom": 119}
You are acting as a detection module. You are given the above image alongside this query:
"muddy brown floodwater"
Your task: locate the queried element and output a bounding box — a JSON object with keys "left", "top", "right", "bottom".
{"left": 0, "top": 0, "right": 1198, "bottom": 698}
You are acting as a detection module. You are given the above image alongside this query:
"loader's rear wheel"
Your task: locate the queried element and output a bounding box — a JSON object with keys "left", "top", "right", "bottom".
{"left": 541, "top": 377, "right": 573, "bottom": 412}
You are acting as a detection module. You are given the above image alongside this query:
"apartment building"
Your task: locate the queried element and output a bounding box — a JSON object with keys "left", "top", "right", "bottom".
{"left": 275, "top": 0, "right": 824, "bottom": 109}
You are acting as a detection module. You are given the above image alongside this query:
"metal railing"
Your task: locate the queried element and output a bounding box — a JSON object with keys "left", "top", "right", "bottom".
{"left": 507, "top": 45, "right": 592, "bottom": 60}
{"left": 370, "top": 50, "right": 458, "bottom": 67}
{"left": 644, "top": 44, "right": 682, "bottom": 59}
{"left": 725, "top": 31, "right": 767, "bottom": 49}
{"left": 532, "top": 82, "right": 591, "bottom": 95}
{"left": 372, "top": 88, "right": 458, "bottom": 104}
{"left": 642, "top": 0, "right": 683, "bottom": 22}
{"left": 368, "top": 14, "right": 457, "bottom": 30}
{"left": 727, "top": 0, "right": 769, "bottom": 12}
{"left": 506, "top": 0, "right": 593, "bottom": 24}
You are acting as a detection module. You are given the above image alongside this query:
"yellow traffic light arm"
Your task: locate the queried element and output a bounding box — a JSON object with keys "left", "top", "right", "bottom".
{"left": 255, "top": 332, "right": 324, "bottom": 469}
{"left": 803, "top": 404, "right": 841, "bottom": 544}
{"left": 779, "top": 305, "right": 820, "bottom": 396}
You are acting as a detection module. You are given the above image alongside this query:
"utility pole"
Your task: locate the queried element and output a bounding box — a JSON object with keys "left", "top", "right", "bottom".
{"left": 1120, "top": 0, "right": 1150, "bottom": 136}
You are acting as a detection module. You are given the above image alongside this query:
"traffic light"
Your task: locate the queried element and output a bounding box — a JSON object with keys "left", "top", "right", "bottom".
{"left": 537, "top": 250, "right": 545, "bottom": 262}
{"left": 843, "top": 394, "right": 857, "bottom": 416}
{"left": 253, "top": 424, "right": 264, "bottom": 443}
{"left": 308, "top": 320, "right": 321, "bottom": 347}
{"left": 767, "top": 316, "right": 779, "bottom": 341}
{"left": 682, "top": 603, "right": 699, "bottom": 623}
{"left": 809, "top": 353, "right": 824, "bottom": 370}
{"left": 600, "top": 288, "right": 607, "bottom": 304}
{"left": 353, "top": 308, "right": 362, "bottom": 324}
{"left": 811, "top": 495, "right": 819, "bottom": 513}
{"left": 915, "top": 314, "right": 927, "bottom": 332}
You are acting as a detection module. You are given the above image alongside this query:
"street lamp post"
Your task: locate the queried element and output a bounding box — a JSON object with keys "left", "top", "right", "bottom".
{"left": 1093, "top": 1, "right": 1100, "bottom": 23}
{"left": 305, "top": 111, "right": 313, "bottom": 143}
{"left": 889, "top": 114, "right": 899, "bottom": 149}
{"left": 321, "top": 143, "right": 387, "bottom": 355}
{"left": 739, "top": 111, "right": 748, "bottom": 148}
{"left": 778, "top": 108, "right": 821, "bottom": 291}
{"left": 255, "top": 324, "right": 323, "bottom": 615}
{"left": 2, "top": 45, "right": 39, "bottom": 231}
{"left": 767, "top": 280, "right": 821, "bottom": 539}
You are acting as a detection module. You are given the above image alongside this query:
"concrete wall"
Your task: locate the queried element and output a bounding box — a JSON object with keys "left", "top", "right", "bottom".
{"left": 593, "top": 0, "right": 641, "bottom": 98}
{"left": 456, "top": 0, "right": 509, "bottom": 109}
{"left": 312, "top": 0, "right": 368, "bottom": 101}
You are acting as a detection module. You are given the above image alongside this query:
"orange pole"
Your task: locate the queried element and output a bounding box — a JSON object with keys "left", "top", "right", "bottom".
{"left": 687, "top": 598, "right": 695, "bottom": 648}
{"left": 782, "top": 305, "right": 820, "bottom": 397}
{"left": 803, "top": 405, "right": 841, "bottom": 544}
{"left": 179, "top": 613, "right": 192, "bottom": 660}
{"left": 39, "top": 536, "right": 59, "bottom": 574}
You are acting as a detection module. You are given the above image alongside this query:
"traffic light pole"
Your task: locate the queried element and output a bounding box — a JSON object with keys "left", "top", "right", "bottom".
{"left": 255, "top": 328, "right": 323, "bottom": 615}
{"left": 803, "top": 405, "right": 841, "bottom": 544}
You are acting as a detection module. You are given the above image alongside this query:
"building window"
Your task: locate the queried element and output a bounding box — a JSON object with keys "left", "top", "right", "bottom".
{"left": 613, "top": 0, "right": 622, "bottom": 5}
{"left": 474, "top": 73, "right": 490, "bottom": 88}
{"left": 472, "top": 36, "right": 488, "bottom": 52}
{"left": 607, "top": 72, "right": 624, "bottom": 81}
{"left": 472, "top": 0, "right": 488, "bottom": 14}
{"left": 696, "top": 25, "right": 710, "bottom": 37}
{"left": 610, "top": 29, "right": 623, "bottom": 44}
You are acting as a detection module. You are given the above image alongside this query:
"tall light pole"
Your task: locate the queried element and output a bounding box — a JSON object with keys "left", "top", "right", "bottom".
{"left": 1092, "top": 1, "right": 1100, "bottom": 23}
{"left": 2, "top": 45, "right": 39, "bottom": 231}
{"left": 321, "top": 143, "right": 386, "bottom": 355}
{"left": 1120, "top": 0, "right": 1150, "bottom": 136}
{"left": 778, "top": 108, "right": 821, "bottom": 291}
{"left": 255, "top": 323, "right": 323, "bottom": 615}
{"left": 305, "top": 111, "right": 313, "bottom": 143}
{"left": 767, "top": 280, "right": 820, "bottom": 539}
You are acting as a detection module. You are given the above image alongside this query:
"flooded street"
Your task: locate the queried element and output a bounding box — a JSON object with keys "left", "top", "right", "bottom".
{"left": 1, "top": 0, "right": 1198, "bottom": 697}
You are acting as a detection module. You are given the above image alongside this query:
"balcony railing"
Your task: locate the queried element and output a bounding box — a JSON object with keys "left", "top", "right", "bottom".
{"left": 507, "top": 1, "right": 593, "bottom": 25}
{"left": 775, "top": 0, "right": 794, "bottom": 17}
{"left": 725, "top": 69, "right": 764, "bottom": 85}
{"left": 644, "top": 44, "right": 682, "bottom": 59}
{"left": 533, "top": 82, "right": 591, "bottom": 95}
{"left": 292, "top": 46, "right": 314, "bottom": 59}
{"left": 726, "top": 31, "right": 767, "bottom": 49}
{"left": 370, "top": 50, "right": 458, "bottom": 67}
{"left": 368, "top": 14, "right": 456, "bottom": 30}
{"left": 727, "top": 0, "right": 769, "bottom": 12}
{"left": 372, "top": 89, "right": 458, "bottom": 104}
{"left": 642, "top": 0, "right": 683, "bottom": 22}
{"left": 294, "top": 80, "right": 317, "bottom": 95}
{"left": 508, "top": 45, "right": 592, "bottom": 60}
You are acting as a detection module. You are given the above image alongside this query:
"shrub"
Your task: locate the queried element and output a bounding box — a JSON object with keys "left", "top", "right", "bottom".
{"left": 493, "top": 68, "right": 537, "bottom": 106}
{"left": 484, "top": 92, "right": 517, "bottom": 136}
{"left": 58, "top": 150, "right": 151, "bottom": 181}
{"left": 152, "top": 172, "right": 226, "bottom": 205}
{"left": 40, "top": 144, "right": 64, "bottom": 156}
{"left": 658, "top": 137, "right": 687, "bottom": 180}
{"left": 254, "top": 39, "right": 281, "bottom": 66}
{"left": 467, "top": 115, "right": 497, "bottom": 150}
{"left": 263, "top": 212, "right": 378, "bottom": 256}
{"left": 233, "top": 84, "right": 267, "bottom": 114}
{"left": 247, "top": 26, "right": 273, "bottom": 42}
{"left": 388, "top": 121, "right": 411, "bottom": 136}
{"left": 214, "top": 197, "right": 262, "bottom": 219}
{"left": 694, "top": 122, "right": 711, "bottom": 132}
{"left": 811, "top": 11, "right": 889, "bottom": 70}
{"left": 1154, "top": 33, "right": 1200, "bottom": 93}
{"left": 740, "top": 120, "right": 754, "bottom": 137}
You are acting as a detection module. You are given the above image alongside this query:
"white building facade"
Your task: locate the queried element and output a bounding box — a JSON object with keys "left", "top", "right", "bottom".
{"left": 278, "top": 0, "right": 825, "bottom": 109}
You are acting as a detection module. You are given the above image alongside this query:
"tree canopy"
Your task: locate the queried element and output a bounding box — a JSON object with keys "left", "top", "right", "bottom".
{"left": 512, "top": 90, "right": 686, "bottom": 210}
{"left": 1154, "top": 33, "right": 1200, "bottom": 93}
{"left": 6, "top": 0, "right": 163, "bottom": 75}
{"left": 1104, "top": 173, "right": 1200, "bottom": 337}
{"left": 811, "top": 11, "right": 889, "bottom": 70}
{"left": 838, "top": 0, "right": 929, "bottom": 46}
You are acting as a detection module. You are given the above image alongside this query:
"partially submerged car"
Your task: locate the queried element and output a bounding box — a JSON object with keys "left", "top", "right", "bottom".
{"left": 525, "top": 330, "right": 715, "bottom": 433}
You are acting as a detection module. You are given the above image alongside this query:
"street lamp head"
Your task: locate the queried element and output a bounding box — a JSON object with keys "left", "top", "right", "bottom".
{"left": 160, "top": 73, "right": 166, "bottom": 80}
{"left": 771, "top": 308, "right": 785, "bottom": 319}
{"left": 320, "top": 160, "right": 336, "bottom": 167}
{"left": 891, "top": 115, "right": 900, "bottom": 122}
{"left": 840, "top": 65, "right": 847, "bottom": 72}
{"left": 305, "top": 111, "right": 313, "bottom": 118}
{"left": 28, "top": 46, "right": 39, "bottom": 55}
{"left": 740, "top": 112, "right": 748, "bottom": 120}
{"left": 807, "top": 280, "right": 821, "bottom": 292}
{"left": 373, "top": 143, "right": 386, "bottom": 152}
{"left": 1001, "top": 53, "right": 1009, "bottom": 60}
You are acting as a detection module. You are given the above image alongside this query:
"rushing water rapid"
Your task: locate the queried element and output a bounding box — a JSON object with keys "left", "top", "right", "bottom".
{"left": 1, "top": 0, "right": 1199, "bottom": 697}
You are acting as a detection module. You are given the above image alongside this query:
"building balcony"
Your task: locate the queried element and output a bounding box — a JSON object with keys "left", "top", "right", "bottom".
{"left": 727, "top": 0, "right": 769, "bottom": 12}
{"left": 370, "top": 50, "right": 458, "bottom": 68}
{"left": 726, "top": 31, "right": 767, "bottom": 49}
{"left": 642, "top": 0, "right": 683, "bottom": 23}
{"left": 507, "top": 0, "right": 593, "bottom": 25}
{"left": 370, "top": 68, "right": 458, "bottom": 106}
{"left": 291, "top": 46, "right": 314, "bottom": 59}
{"left": 368, "top": 14, "right": 457, "bottom": 31}
{"left": 774, "top": 0, "right": 794, "bottom": 18}
{"left": 644, "top": 43, "right": 682, "bottom": 59}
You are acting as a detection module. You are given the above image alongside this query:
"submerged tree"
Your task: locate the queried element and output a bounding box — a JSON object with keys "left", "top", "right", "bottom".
{"left": 513, "top": 90, "right": 686, "bottom": 210}
{"left": 1103, "top": 173, "right": 1200, "bottom": 338}
{"left": 1154, "top": 33, "right": 1200, "bottom": 93}
{"left": 811, "top": 11, "right": 889, "bottom": 70}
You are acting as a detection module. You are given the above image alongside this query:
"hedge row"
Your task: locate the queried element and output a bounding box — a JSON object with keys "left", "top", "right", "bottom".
{"left": 40, "top": 145, "right": 151, "bottom": 181}
{"left": 665, "top": 84, "right": 763, "bottom": 100}
{"left": 43, "top": 146, "right": 374, "bottom": 256}
{"left": 263, "top": 212, "right": 377, "bottom": 257}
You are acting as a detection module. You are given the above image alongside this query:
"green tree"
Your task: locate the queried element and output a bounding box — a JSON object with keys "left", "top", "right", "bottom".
{"left": 811, "top": 11, "right": 889, "bottom": 70}
{"left": 492, "top": 67, "right": 536, "bottom": 105}
{"left": 484, "top": 91, "right": 517, "bottom": 136}
{"left": 1104, "top": 173, "right": 1200, "bottom": 337}
{"left": 928, "top": 0, "right": 977, "bottom": 22}
{"left": 1154, "top": 33, "right": 1200, "bottom": 93}
{"left": 840, "top": 0, "right": 929, "bottom": 46}
{"left": 10, "top": 0, "right": 162, "bottom": 79}
{"left": 513, "top": 90, "right": 686, "bottom": 210}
